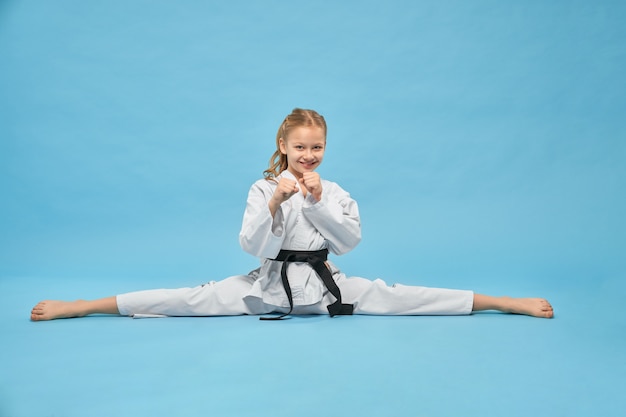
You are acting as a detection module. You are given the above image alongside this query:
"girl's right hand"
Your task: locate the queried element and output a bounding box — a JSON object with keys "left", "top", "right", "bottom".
{"left": 270, "top": 178, "right": 299, "bottom": 206}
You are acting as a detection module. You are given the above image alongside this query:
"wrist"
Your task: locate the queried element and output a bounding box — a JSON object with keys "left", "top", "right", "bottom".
{"left": 268, "top": 199, "right": 280, "bottom": 217}
{"left": 311, "top": 191, "right": 322, "bottom": 202}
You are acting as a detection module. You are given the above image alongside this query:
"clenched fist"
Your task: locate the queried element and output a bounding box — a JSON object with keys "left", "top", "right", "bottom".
{"left": 272, "top": 178, "right": 299, "bottom": 204}
{"left": 268, "top": 178, "right": 299, "bottom": 217}
{"left": 299, "top": 172, "right": 322, "bottom": 202}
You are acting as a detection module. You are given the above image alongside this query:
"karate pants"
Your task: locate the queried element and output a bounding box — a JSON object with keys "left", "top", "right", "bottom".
{"left": 116, "top": 274, "right": 474, "bottom": 317}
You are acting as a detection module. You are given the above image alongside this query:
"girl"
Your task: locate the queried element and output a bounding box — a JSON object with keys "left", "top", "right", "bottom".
{"left": 30, "top": 108, "right": 553, "bottom": 321}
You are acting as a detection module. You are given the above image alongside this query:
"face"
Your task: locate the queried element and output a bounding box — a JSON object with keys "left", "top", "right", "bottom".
{"left": 279, "top": 126, "right": 326, "bottom": 178}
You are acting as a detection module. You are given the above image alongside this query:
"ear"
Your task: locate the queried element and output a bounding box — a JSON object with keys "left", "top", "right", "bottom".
{"left": 278, "top": 137, "right": 287, "bottom": 155}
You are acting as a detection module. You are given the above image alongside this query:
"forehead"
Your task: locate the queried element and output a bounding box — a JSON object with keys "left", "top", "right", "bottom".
{"left": 285, "top": 126, "right": 326, "bottom": 142}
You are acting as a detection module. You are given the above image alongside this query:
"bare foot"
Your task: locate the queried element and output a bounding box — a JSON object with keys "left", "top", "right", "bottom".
{"left": 503, "top": 297, "right": 554, "bottom": 318}
{"left": 473, "top": 294, "right": 554, "bottom": 318}
{"left": 30, "top": 300, "right": 87, "bottom": 321}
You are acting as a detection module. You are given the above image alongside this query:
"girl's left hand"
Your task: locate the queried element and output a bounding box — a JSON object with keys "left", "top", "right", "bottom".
{"left": 299, "top": 172, "right": 322, "bottom": 202}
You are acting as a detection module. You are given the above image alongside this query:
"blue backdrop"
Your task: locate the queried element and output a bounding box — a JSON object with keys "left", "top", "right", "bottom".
{"left": 1, "top": 0, "right": 624, "bottom": 289}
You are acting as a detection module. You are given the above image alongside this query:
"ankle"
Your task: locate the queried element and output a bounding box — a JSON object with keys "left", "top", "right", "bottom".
{"left": 72, "top": 300, "right": 91, "bottom": 317}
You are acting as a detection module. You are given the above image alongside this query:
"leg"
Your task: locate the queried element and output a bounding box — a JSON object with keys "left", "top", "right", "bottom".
{"left": 336, "top": 274, "right": 553, "bottom": 318}
{"left": 116, "top": 275, "right": 262, "bottom": 317}
{"left": 30, "top": 275, "right": 262, "bottom": 321}
{"left": 337, "top": 277, "right": 474, "bottom": 315}
{"left": 31, "top": 297, "right": 119, "bottom": 321}
{"left": 472, "top": 294, "right": 554, "bottom": 318}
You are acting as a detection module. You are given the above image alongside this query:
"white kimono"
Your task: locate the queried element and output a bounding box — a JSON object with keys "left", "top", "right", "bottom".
{"left": 117, "top": 171, "right": 473, "bottom": 317}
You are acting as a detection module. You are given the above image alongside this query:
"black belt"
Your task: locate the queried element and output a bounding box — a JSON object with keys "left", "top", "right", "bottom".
{"left": 260, "top": 248, "right": 354, "bottom": 320}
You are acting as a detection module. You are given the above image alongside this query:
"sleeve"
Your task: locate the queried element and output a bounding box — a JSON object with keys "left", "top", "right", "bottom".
{"left": 302, "top": 181, "right": 361, "bottom": 255}
{"left": 238, "top": 180, "right": 287, "bottom": 259}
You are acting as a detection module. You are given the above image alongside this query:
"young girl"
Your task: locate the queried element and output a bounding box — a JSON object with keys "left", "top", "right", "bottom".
{"left": 30, "top": 108, "right": 553, "bottom": 321}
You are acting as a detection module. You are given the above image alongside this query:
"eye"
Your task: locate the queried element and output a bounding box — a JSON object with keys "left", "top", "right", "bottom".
{"left": 295, "top": 145, "right": 304, "bottom": 150}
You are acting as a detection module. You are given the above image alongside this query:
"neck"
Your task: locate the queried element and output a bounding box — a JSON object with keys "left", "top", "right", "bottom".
{"left": 287, "top": 167, "right": 303, "bottom": 179}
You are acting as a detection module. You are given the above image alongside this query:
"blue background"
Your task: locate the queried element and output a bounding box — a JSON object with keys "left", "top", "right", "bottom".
{"left": 1, "top": 1, "right": 625, "bottom": 416}
{"left": 2, "top": 0, "right": 624, "bottom": 284}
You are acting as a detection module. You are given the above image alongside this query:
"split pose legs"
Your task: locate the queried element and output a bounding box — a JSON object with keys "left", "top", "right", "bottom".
{"left": 30, "top": 293, "right": 553, "bottom": 321}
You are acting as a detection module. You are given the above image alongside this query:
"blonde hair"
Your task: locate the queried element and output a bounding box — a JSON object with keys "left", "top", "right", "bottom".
{"left": 263, "top": 108, "right": 327, "bottom": 180}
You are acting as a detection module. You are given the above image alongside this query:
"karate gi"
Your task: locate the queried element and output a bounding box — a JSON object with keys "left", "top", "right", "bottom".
{"left": 116, "top": 171, "right": 474, "bottom": 317}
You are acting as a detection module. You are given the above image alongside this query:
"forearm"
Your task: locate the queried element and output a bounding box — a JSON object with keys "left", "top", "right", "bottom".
{"left": 240, "top": 192, "right": 286, "bottom": 258}
{"left": 268, "top": 198, "right": 281, "bottom": 219}
{"left": 303, "top": 194, "right": 361, "bottom": 254}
